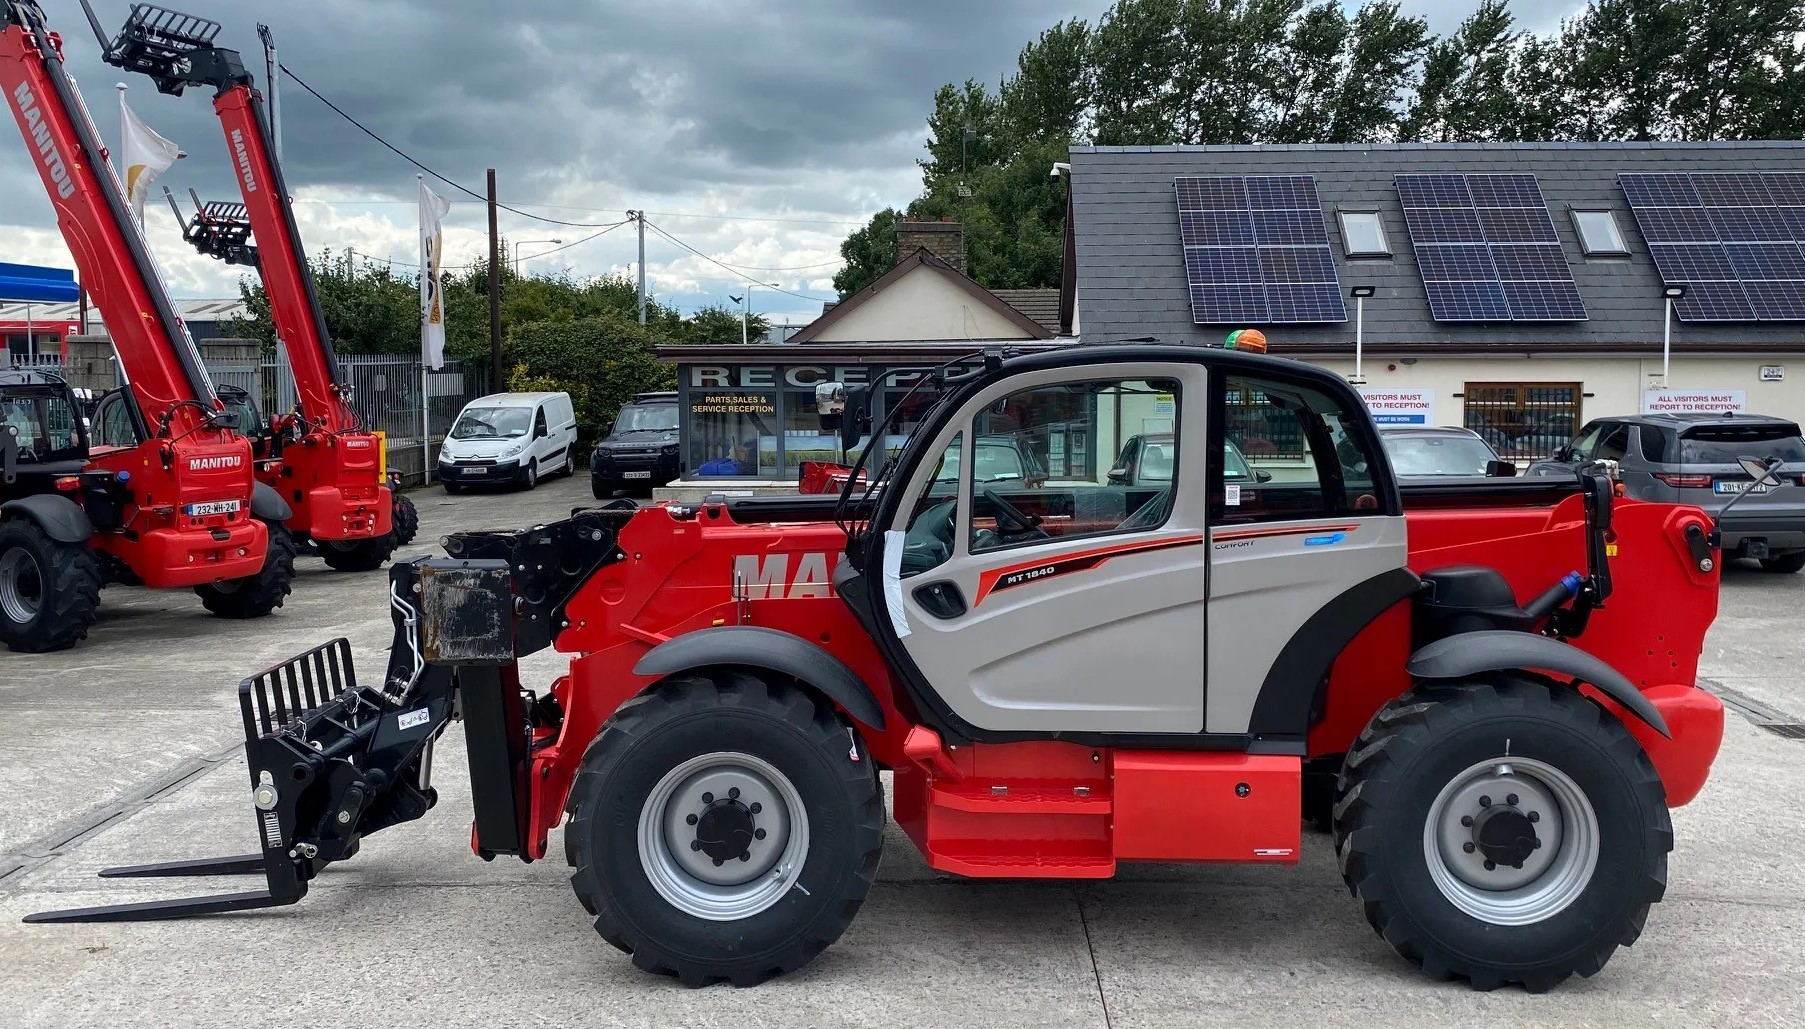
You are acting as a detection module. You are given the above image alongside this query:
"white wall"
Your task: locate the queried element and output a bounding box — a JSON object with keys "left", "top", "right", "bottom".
{"left": 1305, "top": 354, "right": 1804, "bottom": 428}
{"left": 807, "top": 265, "right": 1036, "bottom": 342}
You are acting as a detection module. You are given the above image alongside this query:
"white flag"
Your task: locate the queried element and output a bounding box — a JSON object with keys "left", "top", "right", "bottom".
{"left": 119, "top": 92, "right": 180, "bottom": 222}
{"left": 418, "top": 179, "right": 453, "bottom": 370}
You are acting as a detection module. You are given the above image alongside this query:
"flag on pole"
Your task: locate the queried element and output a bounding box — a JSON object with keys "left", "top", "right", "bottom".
{"left": 418, "top": 179, "right": 452, "bottom": 370}
{"left": 118, "top": 90, "right": 180, "bottom": 224}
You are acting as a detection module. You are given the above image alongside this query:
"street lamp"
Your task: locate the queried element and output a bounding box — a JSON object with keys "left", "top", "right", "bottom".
{"left": 1349, "top": 286, "right": 1376, "bottom": 384}
{"left": 1660, "top": 285, "right": 1687, "bottom": 386}
{"left": 512, "top": 238, "right": 563, "bottom": 275}
{"left": 734, "top": 283, "right": 778, "bottom": 345}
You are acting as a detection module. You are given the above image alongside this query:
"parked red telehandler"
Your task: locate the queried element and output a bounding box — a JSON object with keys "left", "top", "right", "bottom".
{"left": 78, "top": 1, "right": 415, "bottom": 570}
{"left": 26, "top": 345, "right": 1731, "bottom": 992}
{"left": 0, "top": 0, "right": 294, "bottom": 652}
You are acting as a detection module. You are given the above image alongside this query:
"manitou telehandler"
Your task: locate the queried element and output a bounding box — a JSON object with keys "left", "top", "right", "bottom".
{"left": 75, "top": 1, "right": 416, "bottom": 571}
{"left": 29, "top": 343, "right": 1732, "bottom": 994}
{"left": 0, "top": 0, "right": 293, "bottom": 652}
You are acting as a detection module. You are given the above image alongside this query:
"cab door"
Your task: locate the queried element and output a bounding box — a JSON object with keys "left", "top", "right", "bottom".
{"left": 1202, "top": 370, "right": 1410, "bottom": 737}
{"left": 879, "top": 363, "right": 1210, "bottom": 734}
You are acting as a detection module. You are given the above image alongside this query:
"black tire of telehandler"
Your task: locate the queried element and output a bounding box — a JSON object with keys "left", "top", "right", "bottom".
{"left": 564, "top": 671, "right": 885, "bottom": 987}
{"left": 1759, "top": 551, "right": 1805, "bottom": 573}
{"left": 194, "top": 522, "right": 297, "bottom": 618}
{"left": 0, "top": 517, "right": 101, "bottom": 653}
{"left": 390, "top": 492, "right": 420, "bottom": 548}
{"left": 317, "top": 533, "right": 398, "bottom": 572}
{"left": 1332, "top": 676, "right": 1669, "bottom": 992}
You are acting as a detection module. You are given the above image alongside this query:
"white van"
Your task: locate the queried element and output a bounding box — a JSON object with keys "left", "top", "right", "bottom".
{"left": 437, "top": 392, "right": 578, "bottom": 493}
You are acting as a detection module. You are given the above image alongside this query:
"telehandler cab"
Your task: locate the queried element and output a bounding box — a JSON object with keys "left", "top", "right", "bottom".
{"left": 28, "top": 343, "right": 1727, "bottom": 994}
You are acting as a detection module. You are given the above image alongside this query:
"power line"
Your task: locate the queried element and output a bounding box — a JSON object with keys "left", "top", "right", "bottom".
{"left": 708, "top": 256, "right": 845, "bottom": 273}
{"left": 284, "top": 197, "right": 868, "bottom": 228}
{"left": 514, "top": 220, "right": 631, "bottom": 261}
{"left": 643, "top": 220, "right": 837, "bottom": 303}
{"left": 277, "top": 63, "right": 622, "bottom": 229}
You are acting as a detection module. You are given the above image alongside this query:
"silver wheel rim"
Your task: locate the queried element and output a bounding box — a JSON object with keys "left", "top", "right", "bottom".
{"left": 0, "top": 547, "right": 43, "bottom": 624}
{"left": 637, "top": 751, "right": 809, "bottom": 921}
{"left": 1423, "top": 756, "right": 1599, "bottom": 926}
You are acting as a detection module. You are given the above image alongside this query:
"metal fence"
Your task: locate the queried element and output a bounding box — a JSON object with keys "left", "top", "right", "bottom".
{"left": 1462, "top": 381, "right": 1582, "bottom": 463}
{"left": 7, "top": 348, "right": 486, "bottom": 486}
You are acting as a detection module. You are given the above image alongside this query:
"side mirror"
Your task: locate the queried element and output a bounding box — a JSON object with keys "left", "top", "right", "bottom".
{"left": 1486, "top": 459, "right": 1517, "bottom": 477}
{"left": 1107, "top": 466, "right": 1130, "bottom": 486}
{"left": 1740, "top": 455, "right": 1784, "bottom": 488}
{"left": 815, "top": 381, "right": 846, "bottom": 431}
{"left": 1552, "top": 445, "right": 1572, "bottom": 462}
{"left": 838, "top": 385, "right": 869, "bottom": 454}
{"left": 535, "top": 423, "right": 548, "bottom": 439}
{"left": 1254, "top": 469, "right": 1273, "bottom": 483}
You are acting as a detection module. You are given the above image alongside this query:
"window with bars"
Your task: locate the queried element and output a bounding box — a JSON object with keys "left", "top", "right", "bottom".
{"left": 1462, "top": 382, "right": 1583, "bottom": 463}
{"left": 1224, "top": 383, "right": 1306, "bottom": 460}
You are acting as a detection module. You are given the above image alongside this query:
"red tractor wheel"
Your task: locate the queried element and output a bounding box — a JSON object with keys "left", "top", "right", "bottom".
{"left": 564, "top": 671, "right": 884, "bottom": 986}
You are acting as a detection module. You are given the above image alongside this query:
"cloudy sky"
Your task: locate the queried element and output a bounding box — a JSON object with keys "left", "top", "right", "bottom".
{"left": 5, "top": 0, "right": 1576, "bottom": 327}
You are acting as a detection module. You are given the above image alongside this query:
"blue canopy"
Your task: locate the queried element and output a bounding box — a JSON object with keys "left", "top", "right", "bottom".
{"left": 0, "top": 262, "right": 79, "bottom": 303}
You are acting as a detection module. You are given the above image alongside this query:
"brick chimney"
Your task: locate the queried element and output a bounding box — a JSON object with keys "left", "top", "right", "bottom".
{"left": 896, "top": 216, "right": 966, "bottom": 275}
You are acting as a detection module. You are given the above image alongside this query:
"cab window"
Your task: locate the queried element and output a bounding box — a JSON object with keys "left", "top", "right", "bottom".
{"left": 93, "top": 393, "right": 138, "bottom": 448}
{"left": 534, "top": 407, "right": 549, "bottom": 438}
{"left": 900, "top": 433, "right": 964, "bottom": 576}
{"left": 1, "top": 392, "right": 84, "bottom": 461}
{"left": 1214, "top": 374, "right": 1381, "bottom": 524}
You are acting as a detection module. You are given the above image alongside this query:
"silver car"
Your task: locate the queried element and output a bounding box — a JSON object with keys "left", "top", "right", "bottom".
{"left": 1528, "top": 413, "right": 1805, "bottom": 572}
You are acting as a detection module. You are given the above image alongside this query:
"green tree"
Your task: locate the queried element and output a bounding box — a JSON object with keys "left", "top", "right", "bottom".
{"left": 832, "top": 208, "right": 901, "bottom": 297}
{"left": 682, "top": 304, "right": 769, "bottom": 343}
{"left": 1000, "top": 20, "right": 1091, "bottom": 145}
{"left": 1090, "top": 0, "right": 1183, "bottom": 145}
{"left": 1401, "top": 0, "right": 1519, "bottom": 142}
{"left": 921, "top": 80, "right": 1007, "bottom": 180}
{"left": 503, "top": 316, "right": 675, "bottom": 440}
{"left": 1326, "top": 2, "right": 1431, "bottom": 143}
{"left": 1567, "top": 0, "right": 1687, "bottom": 141}
{"left": 1670, "top": 0, "right": 1805, "bottom": 140}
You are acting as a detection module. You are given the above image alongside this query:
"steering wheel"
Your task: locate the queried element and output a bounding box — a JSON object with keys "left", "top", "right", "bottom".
{"left": 983, "top": 488, "right": 1042, "bottom": 535}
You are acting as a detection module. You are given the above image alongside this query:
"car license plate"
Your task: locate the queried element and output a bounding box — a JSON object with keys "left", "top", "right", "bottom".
{"left": 1714, "top": 480, "right": 1770, "bottom": 494}
{"left": 463, "top": 466, "right": 488, "bottom": 476}
{"left": 184, "top": 500, "right": 241, "bottom": 516}
{"left": 624, "top": 471, "right": 652, "bottom": 480}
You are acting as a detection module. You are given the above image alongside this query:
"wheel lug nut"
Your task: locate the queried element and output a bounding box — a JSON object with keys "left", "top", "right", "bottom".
{"left": 1527, "top": 811, "right": 1540, "bottom": 823}
{"left": 750, "top": 802, "right": 762, "bottom": 814}
{"left": 685, "top": 814, "right": 698, "bottom": 825}
{"left": 1506, "top": 794, "right": 1519, "bottom": 806}
{"left": 1513, "top": 862, "right": 1524, "bottom": 869}
{"left": 1533, "top": 839, "right": 1542, "bottom": 849}
{"left": 702, "top": 792, "right": 714, "bottom": 804}
{"left": 1483, "top": 860, "right": 1496, "bottom": 871}
{"left": 754, "top": 828, "right": 767, "bottom": 840}
{"left": 1460, "top": 815, "right": 1474, "bottom": 827}
{"left": 1479, "top": 795, "right": 1492, "bottom": 808}
{"left": 713, "top": 858, "right": 723, "bottom": 867}
{"left": 728, "top": 787, "right": 740, "bottom": 800}
{"left": 1462, "top": 842, "right": 1475, "bottom": 853}
{"left": 739, "top": 852, "right": 751, "bottom": 862}
{"left": 690, "top": 840, "right": 702, "bottom": 851}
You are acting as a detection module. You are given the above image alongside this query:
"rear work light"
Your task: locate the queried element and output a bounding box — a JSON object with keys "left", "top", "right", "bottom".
{"left": 54, "top": 476, "right": 81, "bottom": 491}
{"left": 1654, "top": 472, "right": 1712, "bottom": 488}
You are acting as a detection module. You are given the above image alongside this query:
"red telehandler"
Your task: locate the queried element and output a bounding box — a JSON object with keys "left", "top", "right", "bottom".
{"left": 0, "top": 0, "right": 294, "bottom": 651}
{"left": 28, "top": 343, "right": 1736, "bottom": 993}
{"left": 77, "top": 2, "right": 415, "bottom": 570}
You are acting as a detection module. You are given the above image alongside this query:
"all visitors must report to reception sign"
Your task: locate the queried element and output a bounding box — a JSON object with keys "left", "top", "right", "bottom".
{"left": 1642, "top": 389, "right": 1747, "bottom": 415}
{"left": 1356, "top": 387, "right": 1436, "bottom": 426}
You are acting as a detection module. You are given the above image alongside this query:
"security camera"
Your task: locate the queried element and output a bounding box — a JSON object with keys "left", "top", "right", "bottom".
{"left": 1049, "top": 162, "right": 1071, "bottom": 179}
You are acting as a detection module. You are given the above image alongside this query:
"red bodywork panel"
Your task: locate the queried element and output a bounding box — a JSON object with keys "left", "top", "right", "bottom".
{"left": 205, "top": 85, "right": 389, "bottom": 542}
{"left": 497, "top": 491, "right": 1725, "bottom": 872}
{"left": 3, "top": 16, "right": 264, "bottom": 584}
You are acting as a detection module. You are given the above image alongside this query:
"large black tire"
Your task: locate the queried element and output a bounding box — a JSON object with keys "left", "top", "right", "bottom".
{"left": 1333, "top": 677, "right": 1670, "bottom": 992}
{"left": 591, "top": 475, "right": 617, "bottom": 500}
{"left": 1759, "top": 551, "right": 1805, "bottom": 573}
{"left": 564, "top": 671, "right": 884, "bottom": 987}
{"left": 442, "top": 481, "right": 463, "bottom": 495}
{"left": 317, "top": 533, "right": 398, "bottom": 572}
{"left": 391, "top": 493, "right": 420, "bottom": 548}
{"left": 195, "top": 522, "right": 297, "bottom": 618}
{"left": 0, "top": 517, "right": 101, "bottom": 653}
{"left": 519, "top": 460, "right": 538, "bottom": 491}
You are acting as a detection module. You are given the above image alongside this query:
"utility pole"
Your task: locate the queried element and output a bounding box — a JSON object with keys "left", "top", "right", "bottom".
{"left": 628, "top": 210, "right": 646, "bottom": 325}
{"left": 257, "top": 24, "right": 280, "bottom": 161}
{"left": 487, "top": 168, "right": 503, "bottom": 394}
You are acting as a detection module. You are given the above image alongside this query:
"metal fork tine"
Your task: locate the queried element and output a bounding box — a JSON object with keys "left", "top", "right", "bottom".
{"left": 286, "top": 663, "right": 305, "bottom": 721}
{"left": 255, "top": 677, "right": 274, "bottom": 735}
{"left": 297, "top": 656, "right": 317, "bottom": 714}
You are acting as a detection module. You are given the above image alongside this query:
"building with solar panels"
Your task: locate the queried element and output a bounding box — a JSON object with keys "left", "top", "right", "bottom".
{"left": 1066, "top": 142, "right": 1805, "bottom": 462}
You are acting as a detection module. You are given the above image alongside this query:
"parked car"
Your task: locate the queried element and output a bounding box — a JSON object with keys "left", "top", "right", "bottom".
{"left": 1527, "top": 412, "right": 1805, "bottom": 572}
{"left": 1379, "top": 426, "right": 1517, "bottom": 480}
{"left": 438, "top": 391, "right": 578, "bottom": 493}
{"left": 590, "top": 391, "right": 680, "bottom": 498}
{"left": 1107, "top": 433, "right": 1269, "bottom": 486}
{"left": 798, "top": 433, "right": 1042, "bottom": 496}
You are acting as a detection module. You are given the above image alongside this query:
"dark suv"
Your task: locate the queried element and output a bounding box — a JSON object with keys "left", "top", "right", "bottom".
{"left": 1528, "top": 413, "right": 1805, "bottom": 572}
{"left": 591, "top": 392, "right": 680, "bottom": 498}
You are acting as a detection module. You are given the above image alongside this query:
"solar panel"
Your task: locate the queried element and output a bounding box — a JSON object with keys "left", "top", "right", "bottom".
{"left": 1394, "top": 172, "right": 1586, "bottom": 322}
{"left": 1620, "top": 170, "right": 1805, "bottom": 323}
{"left": 1173, "top": 175, "right": 1346, "bottom": 325}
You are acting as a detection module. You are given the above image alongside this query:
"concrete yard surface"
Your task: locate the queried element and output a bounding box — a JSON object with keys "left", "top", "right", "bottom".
{"left": 2, "top": 474, "right": 1804, "bottom": 1028}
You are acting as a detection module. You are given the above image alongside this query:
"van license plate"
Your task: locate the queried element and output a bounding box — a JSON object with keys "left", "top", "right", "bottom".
{"left": 624, "top": 471, "right": 652, "bottom": 479}
{"left": 463, "top": 467, "right": 488, "bottom": 476}
{"left": 1714, "top": 481, "right": 1770, "bottom": 494}
{"left": 184, "top": 500, "right": 241, "bottom": 516}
